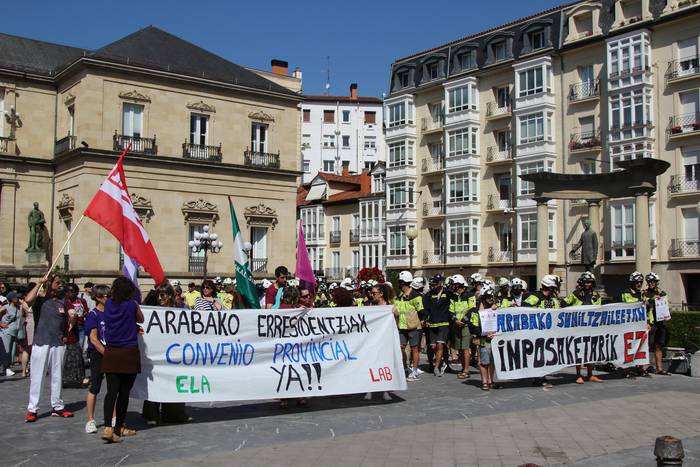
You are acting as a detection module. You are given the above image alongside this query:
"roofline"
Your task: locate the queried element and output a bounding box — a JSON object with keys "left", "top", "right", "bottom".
{"left": 302, "top": 95, "right": 383, "bottom": 104}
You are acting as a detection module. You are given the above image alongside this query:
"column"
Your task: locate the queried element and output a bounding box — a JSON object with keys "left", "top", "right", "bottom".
{"left": 535, "top": 197, "right": 550, "bottom": 283}
{"left": 587, "top": 200, "right": 601, "bottom": 264}
{"left": 0, "top": 180, "right": 18, "bottom": 266}
{"left": 634, "top": 192, "right": 651, "bottom": 274}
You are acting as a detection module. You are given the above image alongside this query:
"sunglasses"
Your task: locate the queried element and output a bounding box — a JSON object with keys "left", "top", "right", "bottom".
{"left": 158, "top": 292, "right": 171, "bottom": 297}
{"left": 300, "top": 294, "right": 310, "bottom": 298}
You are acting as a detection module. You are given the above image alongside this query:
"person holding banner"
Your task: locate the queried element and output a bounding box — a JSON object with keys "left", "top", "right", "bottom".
{"left": 500, "top": 278, "right": 527, "bottom": 307}
{"left": 620, "top": 271, "right": 652, "bottom": 378}
{"left": 465, "top": 284, "right": 500, "bottom": 391}
{"left": 365, "top": 283, "right": 396, "bottom": 402}
{"left": 449, "top": 275, "right": 472, "bottom": 379}
{"left": 524, "top": 275, "right": 562, "bottom": 309}
{"left": 193, "top": 280, "right": 223, "bottom": 312}
{"left": 644, "top": 273, "right": 671, "bottom": 376}
{"left": 395, "top": 271, "right": 424, "bottom": 382}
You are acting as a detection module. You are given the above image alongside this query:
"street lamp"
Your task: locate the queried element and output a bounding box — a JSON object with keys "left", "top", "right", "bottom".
{"left": 188, "top": 225, "right": 223, "bottom": 280}
{"left": 406, "top": 227, "right": 418, "bottom": 274}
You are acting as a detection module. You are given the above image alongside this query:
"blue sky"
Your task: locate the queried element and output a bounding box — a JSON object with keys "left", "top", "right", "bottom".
{"left": 9, "top": 0, "right": 563, "bottom": 97}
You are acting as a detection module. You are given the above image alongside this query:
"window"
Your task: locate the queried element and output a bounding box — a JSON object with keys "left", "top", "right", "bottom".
{"left": 519, "top": 67, "right": 543, "bottom": 96}
{"left": 426, "top": 62, "right": 440, "bottom": 80}
{"left": 529, "top": 29, "right": 546, "bottom": 50}
{"left": 364, "top": 111, "right": 376, "bottom": 124}
{"left": 430, "top": 228, "right": 444, "bottom": 255}
{"left": 250, "top": 226, "right": 268, "bottom": 269}
{"left": 610, "top": 141, "right": 654, "bottom": 165}
{"left": 342, "top": 135, "right": 350, "bottom": 148}
{"left": 331, "top": 252, "right": 340, "bottom": 271}
{"left": 332, "top": 216, "right": 340, "bottom": 232}
{"left": 323, "top": 160, "right": 335, "bottom": 172}
{"left": 449, "top": 218, "right": 479, "bottom": 253}
{"left": 493, "top": 41, "right": 508, "bottom": 61}
{"left": 448, "top": 127, "right": 478, "bottom": 157}
{"left": 608, "top": 33, "right": 649, "bottom": 79}
{"left": 397, "top": 71, "right": 410, "bottom": 88}
{"left": 457, "top": 50, "right": 476, "bottom": 70}
{"left": 323, "top": 110, "right": 335, "bottom": 123}
{"left": 581, "top": 160, "right": 596, "bottom": 175}
{"left": 323, "top": 134, "right": 335, "bottom": 148}
{"left": 190, "top": 114, "right": 208, "bottom": 146}
{"left": 364, "top": 161, "right": 374, "bottom": 170}
{"left": 520, "top": 214, "right": 537, "bottom": 249}
{"left": 609, "top": 88, "right": 652, "bottom": 140}
{"left": 519, "top": 112, "right": 544, "bottom": 144}
{"left": 307, "top": 247, "right": 325, "bottom": 271}
{"left": 388, "top": 181, "right": 415, "bottom": 209}
{"left": 122, "top": 103, "right": 143, "bottom": 137}
{"left": 361, "top": 243, "right": 384, "bottom": 268}
{"left": 68, "top": 105, "right": 75, "bottom": 136}
{"left": 388, "top": 140, "right": 414, "bottom": 167}
{"left": 496, "top": 130, "right": 511, "bottom": 151}
{"left": 301, "top": 206, "right": 325, "bottom": 242}
{"left": 303, "top": 160, "right": 310, "bottom": 173}
{"left": 353, "top": 250, "right": 360, "bottom": 270}
{"left": 496, "top": 221, "right": 512, "bottom": 252}
{"left": 251, "top": 123, "right": 267, "bottom": 153}
{"left": 611, "top": 203, "right": 635, "bottom": 258}
{"left": 682, "top": 148, "right": 700, "bottom": 190}
{"left": 388, "top": 226, "right": 408, "bottom": 256}
{"left": 360, "top": 199, "right": 384, "bottom": 237}
{"left": 519, "top": 161, "right": 553, "bottom": 195}
{"left": 372, "top": 173, "right": 385, "bottom": 193}
{"left": 448, "top": 172, "right": 479, "bottom": 203}
{"left": 303, "top": 109, "right": 311, "bottom": 122}
{"left": 448, "top": 85, "right": 476, "bottom": 113}
{"left": 364, "top": 137, "right": 376, "bottom": 149}
{"left": 301, "top": 133, "right": 311, "bottom": 149}
{"left": 677, "top": 38, "right": 699, "bottom": 76}
{"left": 387, "top": 101, "right": 413, "bottom": 127}
{"left": 342, "top": 110, "right": 350, "bottom": 123}
{"left": 496, "top": 86, "right": 511, "bottom": 108}
{"left": 579, "top": 64, "right": 594, "bottom": 83}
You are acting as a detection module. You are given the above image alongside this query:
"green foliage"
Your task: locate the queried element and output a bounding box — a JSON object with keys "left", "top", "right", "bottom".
{"left": 666, "top": 311, "right": 700, "bottom": 351}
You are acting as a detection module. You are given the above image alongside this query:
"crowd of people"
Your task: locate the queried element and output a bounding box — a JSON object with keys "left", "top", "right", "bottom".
{"left": 0, "top": 265, "right": 670, "bottom": 444}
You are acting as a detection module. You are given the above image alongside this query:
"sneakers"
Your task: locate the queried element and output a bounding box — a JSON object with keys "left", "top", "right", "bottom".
{"left": 25, "top": 411, "right": 38, "bottom": 423}
{"left": 413, "top": 367, "right": 425, "bottom": 375}
{"left": 406, "top": 370, "right": 420, "bottom": 382}
{"left": 85, "top": 419, "right": 98, "bottom": 433}
{"left": 51, "top": 409, "right": 74, "bottom": 418}
{"left": 382, "top": 392, "right": 392, "bottom": 401}
{"left": 434, "top": 367, "right": 441, "bottom": 377}
{"left": 5, "top": 368, "right": 15, "bottom": 376}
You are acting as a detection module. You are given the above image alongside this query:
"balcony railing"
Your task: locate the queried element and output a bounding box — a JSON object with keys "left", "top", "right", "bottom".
{"left": 485, "top": 101, "right": 511, "bottom": 118}
{"left": 422, "top": 202, "right": 445, "bottom": 216}
{"left": 329, "top": 230, "right": 341, "bottom": 244}
{"left": 486, "top": 194, "right": 512, "bottom": 210}
{"left": 251, "top": 258, "right": 268, "bottom": 273}
{"left": 350, "top": 229, "right": 360, "bottom": 243}
{"left": 667, "top": 113, "right": 700, "bottom": 137}
{"left": 422, "top": 156, "right": 445, "bottom": 173}
{"left": 421, "top": 115, "right": 444, "bottom": 132}
{"left": 0, "top": 136, "right": 15, "bottom": 154}
{"left": 244, "top": 149, "right": 280, "bottom": 169}
{"left": 486, "top": 145, "right": 512, "bottom": 162}
{"left": 487, "top": 247, "right": 512, "bottom": 263}
{"left": 569, "top": 130, "right": 602, "bottom": 151}
{"left": 183, "top": 142, "right": 222, "bottom": 162}
{"left": 569, "top": 79, "right": 600, "bottom": 102}
{"left": 188, "top": 256, "right": 205, "bottom": 273}
{"left": 668, "top": 174, "right": 700, "bottom": 194}
{"left": 54, "top": 135, "right": 76, "bottom": 155}
{"left": 324, "top": 267, "right": 344, "bottom": 280}
{"left": 360, "top": 227, "right": 384, "bottom": 238}
{"left": 114, "top": 132, "right": 158, "bottom": 155}
{"left": 609, "top": 65, "right": 651, "bottom": 80}
{"left": 423, "top": 249, "right": 445, "bottom": 265}
{"left": 665, "top": 55, "right": 700, "bottom": 82}
{"left": 670, "top": 238, "right": 700, "bottom": 258}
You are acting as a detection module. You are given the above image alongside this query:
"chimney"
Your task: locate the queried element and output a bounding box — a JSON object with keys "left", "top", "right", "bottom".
{"left": 360, "top": 170, "right": 371, "bottom": 193}
{"left": 271, "top": 59, "right": 289, "bottom": 76}
{"left": 292, "top": 67, "right": 302, "bottom": 80}
{"left": 341, "top": 160, "right": 350, "bottom": 177}
{"left": 350, "top": 83, "right": 358, "bottom": 100}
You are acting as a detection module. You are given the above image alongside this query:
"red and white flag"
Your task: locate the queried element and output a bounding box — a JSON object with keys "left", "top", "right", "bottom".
{"left": 84, "top": 147, "right": 165, "bottom": 285}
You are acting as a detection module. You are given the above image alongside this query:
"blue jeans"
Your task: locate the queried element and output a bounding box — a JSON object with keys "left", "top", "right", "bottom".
{"left": 0, "top": 332, "right": 17, "bottom": 371}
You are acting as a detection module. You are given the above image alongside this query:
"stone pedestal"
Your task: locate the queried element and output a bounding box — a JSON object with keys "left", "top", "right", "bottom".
{"left": 25, "top": 251, "right": 47, "bottom": 266}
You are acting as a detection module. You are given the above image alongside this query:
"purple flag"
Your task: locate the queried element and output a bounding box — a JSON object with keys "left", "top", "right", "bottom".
{"left": 296, "top": 224, "right": 317, "bottom": 295}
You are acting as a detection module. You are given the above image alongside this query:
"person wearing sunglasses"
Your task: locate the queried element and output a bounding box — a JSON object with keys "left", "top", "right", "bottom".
{"left": 193, "top": 280, "right": 223, "bottom": 311}
{"left": 299, "top": 288, "right": 314, "bottom": 308}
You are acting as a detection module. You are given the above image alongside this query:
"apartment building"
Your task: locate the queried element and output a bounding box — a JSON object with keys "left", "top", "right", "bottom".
{"left": 300, "top": 85, "right": 384, "bottom": 183}
{"left": 384, "top": 0, "right": 700, "bottom": 302}
{"left": 0, "top": 27, "right": 302, "bottom": 287}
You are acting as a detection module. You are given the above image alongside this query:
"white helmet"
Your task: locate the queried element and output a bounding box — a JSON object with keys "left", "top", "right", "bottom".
{"left": 398, "top": 271, "right": 413, "bottom": 283}
{"left": 645, "top": 272, "right": 660, "bottom": 283}
{"left": 452, "top": 274, "right": 467, "bottom": 286}
{"left": 340, "top": 277, "right": 354, "bottom": 290}
{"left": 483, "top": 279, "right": 495, "bottom": 289}
{"left": 169, "top": 279, "right": 181, "bottom": 287}
{"left": 223, "top": 277, "right": 234, "bottom": 285}
{"left": 329, "top": 282, "right": 338, "bottom": 290}
{"left": 629, "top": 271, "right": 644, "bottom": 283}
{"left": 510, "top": 277, "right": 526, "bottom": 290}
{"left": 480, "top": 284, "right": 496, "bottom": 297}
{"left": 541, "top": 274, "right": 559, "bottom": 288}
{"left": 497, "top": 277, "right": 510, "bottom": 288}
{"left": 214, "top": 276, "right": 223, "bottom": 284}
{"left": 410, "top": 276, "right": 425, "bottom": 290}
{"left": 261, "top": 279, "right": 272, "bottom": 289}
{"left": 469, "top": 273, "right": 483, "bottom": 284}
{"left": 287, "top": 278, "right": 300, "bottom": 287}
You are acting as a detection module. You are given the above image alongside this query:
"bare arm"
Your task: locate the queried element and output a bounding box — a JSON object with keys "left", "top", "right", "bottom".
{"left": 135, "top": 304, "right": 144, "bottom": 324}
{"left": 24, "top": 280, "right": 46, "bottom": 306}
{"left": 89, "top": 328, "right": 105, "bottom": 354}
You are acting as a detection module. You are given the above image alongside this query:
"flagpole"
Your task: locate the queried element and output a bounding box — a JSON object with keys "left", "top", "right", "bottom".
{"left": 44, "top": 213, "right": 86, "bottom": 279}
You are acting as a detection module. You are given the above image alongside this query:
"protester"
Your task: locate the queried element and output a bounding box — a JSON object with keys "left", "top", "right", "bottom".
{"left": 330, "top": 287, "right": 353, "bottom": 307}
{"left": 102, "top": 276, "right": 143, "bottom": 442}
{"left": 620, "top": 271, "right": 651, "bottom": 378}
{"left": 173, "top": 285, "right": 186, "bottom": 309}
{"left": 218, "top": 278, "right": 235, "bottom": 309}
{"left": 394, "top": 271, "right": 424, "bottom": 381}
{"left": 466, "top": 284, "right": 500, "bottom": 391}
{"left": 524, "top": 275, "right": 562, "bottom": 387}
{"left": 644, "top": 272, "right": 670, "bottom": 376}
{"left": 184, "top": 282, "right": 200, "bottom": 309}
{"left": 564, "top": 272, "right": 603, "bottom": 384}
{"left": 0, "top": 291, "right": 21, "bottom": 376}
{"left": 299, "top": 288, "right": 314, "bottom": 308}
{"left": 365, "top": 282, "right": 395, "bottom": 402}
{"left": 277, "top": 285, "right": 308, "bottom": 409}
{"left": 501, "top": 278, "right": 527, "bottom": 307}
{"left": 85, "top": 284, "right": 109, "bottom": 434}
{"left": 25, "top": 274, "right": 74, "bottom": 422}
{"left": 194, "top": 279, "right": 223, "bottom": 311}
{"left": 260, "top": 279, "right": 273, "bottom": 308}
{"left": 495, "top": 277, "right": 510, "bottom": 304}
{"left": 423, "top": 274, "right": 451, "bottom": 377}
{"left": 17, "top": 289, "right": 32, "bottom": 378}
{"left": 265, "top": 266, "right": 288, "bottom": 309}
{"left": 449, "top": 275, "right": 472, "bottom": 379}
{"left": 63, "top": 283, "right": 87, "bottom": 388}
{"left": 79, "top": 282, "right": 96, "bottom": 318}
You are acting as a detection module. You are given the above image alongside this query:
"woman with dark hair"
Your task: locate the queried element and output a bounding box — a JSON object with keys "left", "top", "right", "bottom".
{"left": 101, "top": 276, "right": 143, "bottom": 443}
{"left": 330, "top": 287, "right": 354, "bottom": 307}
{"left": 63, "top": 283, "right": 87, "bottom": 388}
{"left": 194, "top": 279, "right": 222, "bottom": 311}
{"left": 84, "top": 284, "right": 110, "bottom": 434}
{"left": 279, "top": 286, "right": 300, "bottom": 309}
{"left": 364, "top": 283, "right": 397, "bottom": 402}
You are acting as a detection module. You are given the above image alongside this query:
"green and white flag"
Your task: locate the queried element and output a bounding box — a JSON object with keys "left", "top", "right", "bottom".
{"left": 228, "top": 196, "right": 260, "bottom": 309}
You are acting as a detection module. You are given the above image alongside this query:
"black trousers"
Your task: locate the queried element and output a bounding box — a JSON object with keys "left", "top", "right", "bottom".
{"left": 104, "top": 373, "right": 136, "bottom": 429}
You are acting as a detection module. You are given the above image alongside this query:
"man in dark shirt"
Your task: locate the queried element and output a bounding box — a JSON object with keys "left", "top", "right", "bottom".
{"left": 423, "top": 274, "right": 452, "bottom": 377}
{"left": 265, "top": 266, "right": 288, "bottom": 309}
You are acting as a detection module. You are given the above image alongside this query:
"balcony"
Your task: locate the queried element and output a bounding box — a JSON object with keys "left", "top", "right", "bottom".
{"left": 569, "top": 130, "right": 602, "bottom": 154}
{"left": 487, "top": 247, "right": 513, "bottom": 263}
{"left": 350, "top": 229, "right": 360, "bottom": 244}
{"left": 54, "top": 135, "right": 76, "bottom": 155}
{"left": 114, "top": 133, "right": 158, "bottom": 155}
{"left": 486, "top": 146, "right": 512, "bottom": 165}
{"left": 422, "top": 249, "right": 445, "bottom": 266}
{"left": 485, "top": 101, "right": 512, "bottom": 120}
{"left": 421, "top": 115, "right": 444, "bottom": 135}
{"left": 329, "top": 230, "right": 341, "bottom": 244}
{"left": 188, "top": 256, "right": 205, "bottom": 274}
{"left": 251, "top": 258, "right": 268, "bottom": 273}
{"left": 384, "top": 119, "right": 416, "bottom": 141}
{"left": 422, "top": 201, "right": 445, "bottom": 218}
{"left": 668, "top": 174, "right": 700, "bottom": 196}
{"left": 670, "top": 238, "right": 700, "bottom": 259}
{"left": 324, "top": 267, "right": 344, "bottom": 280}
{"left": 360, "top": 227, "right": 384, "bottom": 241}
{"left": 486, "top": 194, "right": 512, "bottom": 212}
{"left": 569, "top": 79, "right": 600, "bottom": 103}
{"left": 665, "top": 56, "right": 700, "bottom": 84}
{"left": 183, "top": 142, "right": 222, "bottom": 162}
{"left": 244, "top": 149, "right": 280, "bottom": 169}
{"left": 421, "top": 156, "right": 445, "bottom": 174}
{"left": 667, "top": 113, "right": 700, "bottom": 140}
{"left": 0, "top": 136, "right": 15, "bottom": 155}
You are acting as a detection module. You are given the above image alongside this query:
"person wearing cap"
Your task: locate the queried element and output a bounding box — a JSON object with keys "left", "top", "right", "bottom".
{"left": 423, "top": 274, "right": 452, "bottom": 377}
{"left": 564, "top": 272, "right": 603, "bottom": 384}
{"left": 524, "top": 275, "right": 563, "bottom": 309}
{"left": 501, "top": 278, "right": 527, "bottom": 307}
{"left": 0, "top": 290, "right": 21, "bottom": 376}
{"left": 449, "top": 275, "right": 472, "bottom": 379}
{"left": 644, "top": 272, "right": 670, "bottom": 376}
{"left": 466, "top": 284, "right": 500, "bottom": 390}
{"left": 395, "top": 271, "right": 424, "bottom": 381}
{"left": 619, "top": 271, "right": 651, "bottom": 378}
{"left": 79, "top": 282, "right": 96, "bottom": 318}
{"left": 183, "top": 282, "right": 200, "bottom": 309}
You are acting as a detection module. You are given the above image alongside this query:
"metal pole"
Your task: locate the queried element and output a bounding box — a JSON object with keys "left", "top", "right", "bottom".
{"left": 409, "top": 239, "right": 414, "bottom": 274}
{"left": 203, "top": 244, "right": 208, "bottom": 280}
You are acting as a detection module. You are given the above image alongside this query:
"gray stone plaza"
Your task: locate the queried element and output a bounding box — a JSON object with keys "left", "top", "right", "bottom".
{"left": 2, "top": 367, "right": 699, "bottom": 467}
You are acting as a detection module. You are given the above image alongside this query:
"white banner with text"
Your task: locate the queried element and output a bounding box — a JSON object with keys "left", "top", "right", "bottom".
{"left": 131, "top": 306, "right": 406, "bottom": 402}
{"left": 492, "top": 302, "right": 650, "bottom": 380}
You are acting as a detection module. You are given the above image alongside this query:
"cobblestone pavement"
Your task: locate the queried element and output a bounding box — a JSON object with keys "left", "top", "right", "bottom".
{"left": 2, "top": 367, "right": 699, "bottom": 467}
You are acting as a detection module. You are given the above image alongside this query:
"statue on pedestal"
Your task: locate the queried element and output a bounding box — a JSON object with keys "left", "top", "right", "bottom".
{"left": 26, "top": 202, "right": 46, "bottom": 252}
{"left": 571, "top": 219, "right": 598, "bottom": 272}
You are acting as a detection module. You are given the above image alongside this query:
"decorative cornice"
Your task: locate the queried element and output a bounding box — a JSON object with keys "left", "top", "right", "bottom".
{"left": 130, "top": 192, "right": 154, "bottom": 223}
{"left": 187, "top": 100, "right": 216, "bottom": 113}
{"left": 181, "top": 198, "right": 219, "bottom": 225}
{"left": 118, "top": 89, "right": 151, "bottom": 103}
{"left": 56, "top": 193, "right": 75, "bottom": 222}
{"left": 248, "top": 110, "right": 275, "bottom": 122}
{"left": 244, "top": 203, "right": 278, "bottom": 229}
{"left": 63, "top": 93, "right": 75, "bottom": 106}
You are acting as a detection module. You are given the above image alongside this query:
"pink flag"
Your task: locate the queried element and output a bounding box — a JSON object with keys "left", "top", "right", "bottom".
{"left": 295, "top": 224, "right": 317, "bottom": 293}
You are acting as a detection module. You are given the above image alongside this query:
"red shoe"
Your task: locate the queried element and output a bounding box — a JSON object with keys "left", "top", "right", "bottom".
{"left": 51, "top": 409, "right": 74, "bottom": 418}
{"left": 25, "top": 411, "right": 38, "bottom": 423}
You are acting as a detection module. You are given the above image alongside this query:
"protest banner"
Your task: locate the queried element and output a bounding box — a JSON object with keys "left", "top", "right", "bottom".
{"left": 131, "top": 305, "right": 406, "bottom": 402}
{"left": 491, "top": 302, "right": 650, "bottom": 380}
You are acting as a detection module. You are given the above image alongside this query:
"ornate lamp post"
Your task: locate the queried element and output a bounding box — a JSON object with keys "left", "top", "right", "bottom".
{"left": 188, "top": 225, "right": 223, "bottom": 280}
{"left": 406, "top": 227, "right": 418, "bottom": 274}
